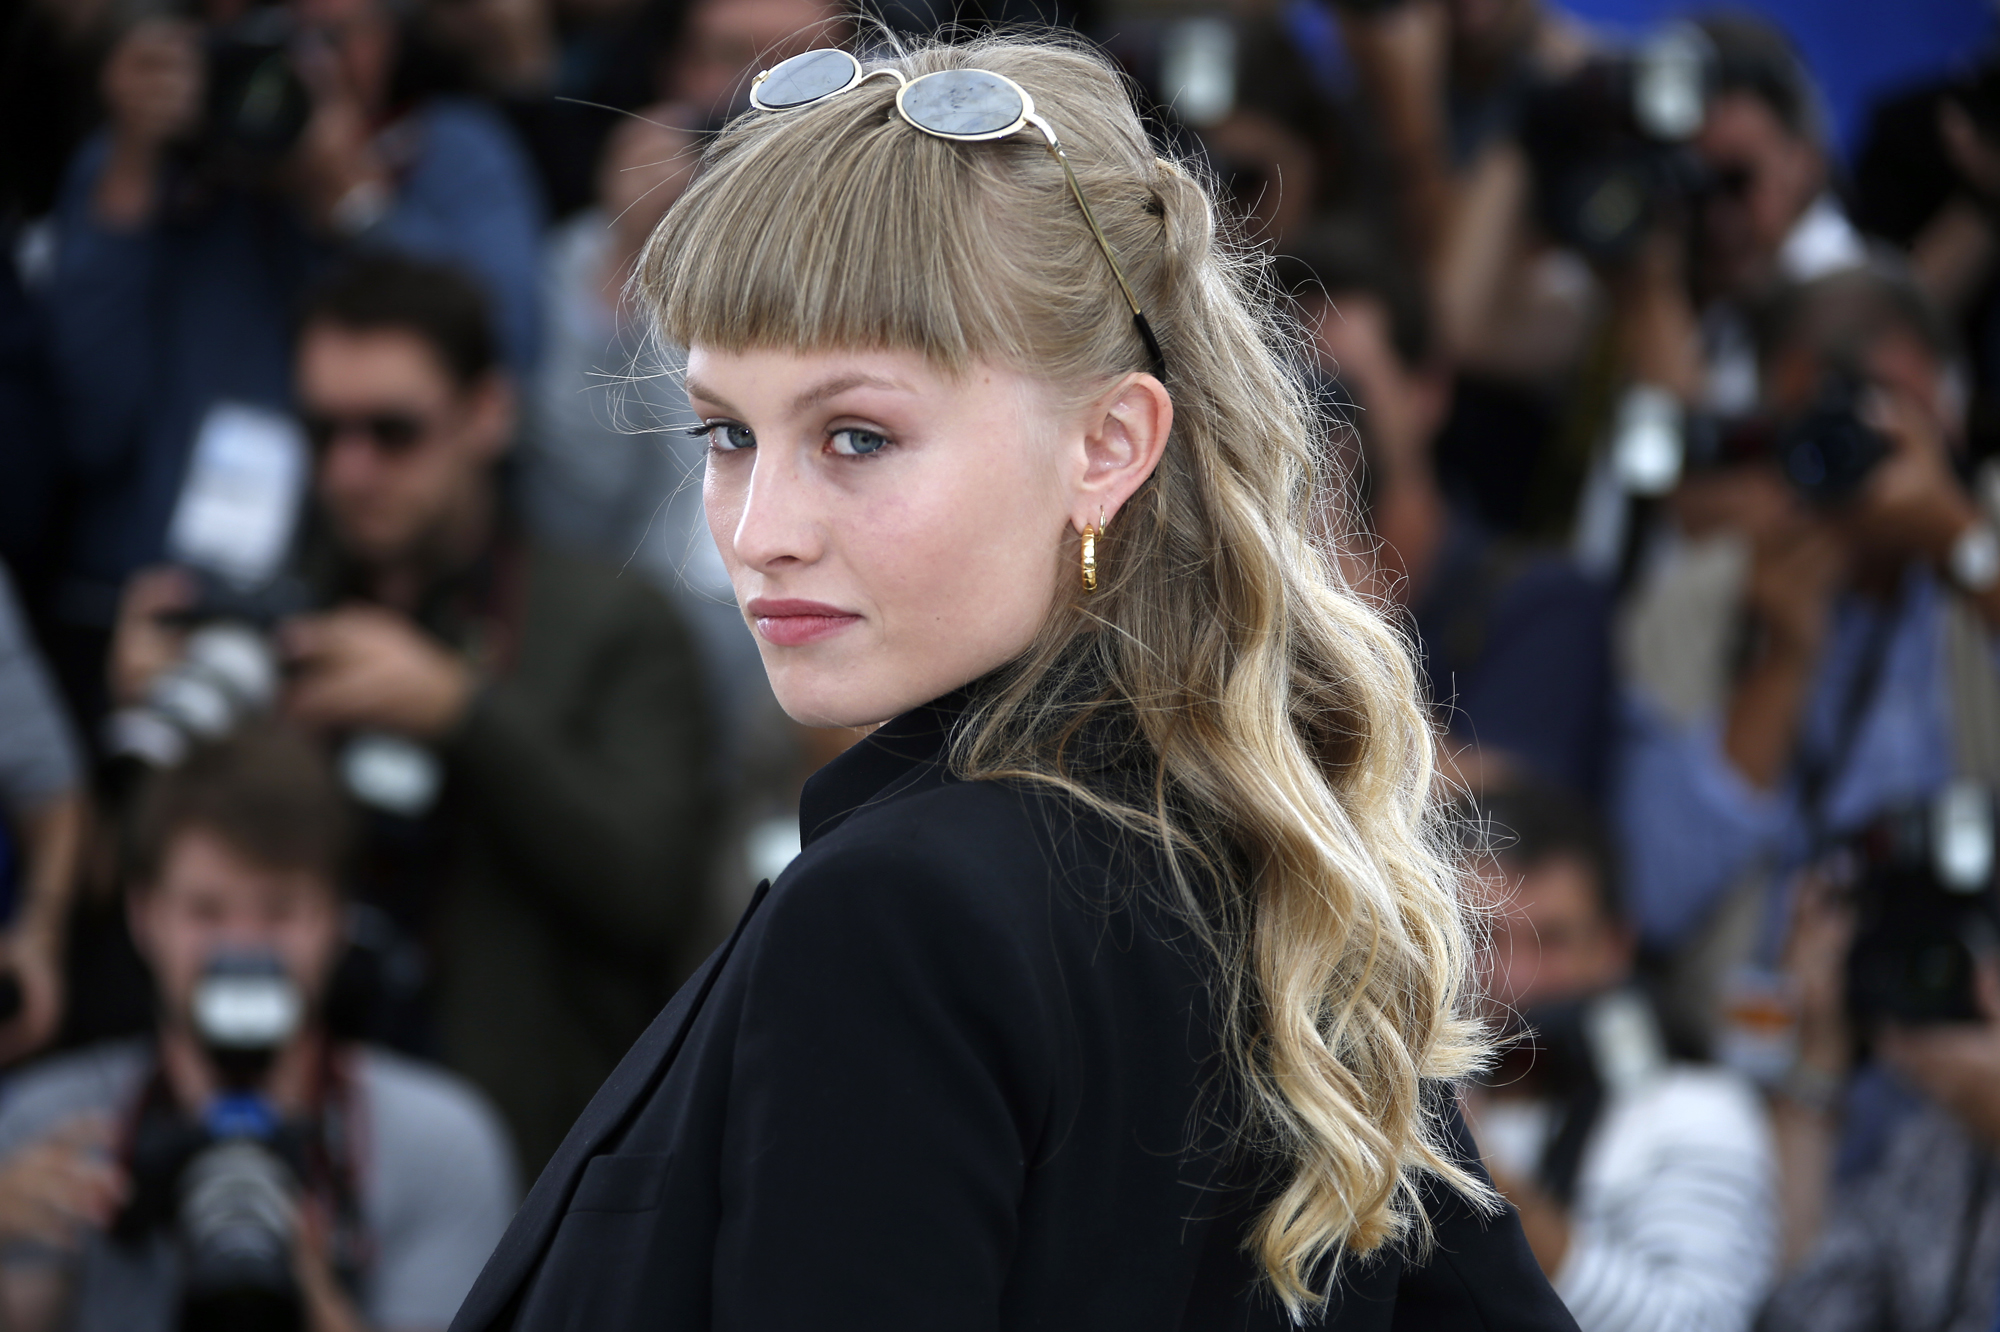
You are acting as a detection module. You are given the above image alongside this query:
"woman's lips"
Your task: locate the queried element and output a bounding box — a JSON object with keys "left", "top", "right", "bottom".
{"left": 746, "top": 598, "right": 862, "bottom": 647}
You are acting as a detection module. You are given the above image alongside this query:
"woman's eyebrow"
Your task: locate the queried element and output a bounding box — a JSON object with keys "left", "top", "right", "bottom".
{"left": 686, "top": 371, "right": 915, "bottom": 419}
{"left": 683, "top": 378, "right": 739, "bottom": 415}
{"left": 789, "top": 372, "right": 914, "bottom": 416}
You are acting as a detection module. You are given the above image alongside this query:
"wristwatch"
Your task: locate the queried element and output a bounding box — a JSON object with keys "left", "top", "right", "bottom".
{"left": 330, "top": 178, "right": 392, "bottom": 237}
{"left": 1949, "top": 520, "right": 2000, "bottom": 595}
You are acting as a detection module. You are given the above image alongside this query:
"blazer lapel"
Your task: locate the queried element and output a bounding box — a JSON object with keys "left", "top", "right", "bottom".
{"left": 449, "top": 879, "right": 772, "bottom": 1331}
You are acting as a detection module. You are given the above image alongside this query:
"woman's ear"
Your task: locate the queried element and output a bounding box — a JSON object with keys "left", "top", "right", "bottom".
{"left": 1073, "top": 373, "right": 1172, "bottom": 530}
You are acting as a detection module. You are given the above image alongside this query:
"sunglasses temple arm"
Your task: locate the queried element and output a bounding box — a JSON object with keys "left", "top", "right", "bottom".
{"left": 1035, "top": 125, "right": 1167, "bottom": 379}
{"left": 1130, "top": 312, "right": 1166, "bottom": 381}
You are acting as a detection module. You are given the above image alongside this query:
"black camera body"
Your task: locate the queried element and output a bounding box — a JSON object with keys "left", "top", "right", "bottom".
{"left": 102, "top": 570, "right": 312, "bottom": 774}
{"left": 1483, "top": 987, "right": 1669, "bottom": 1202}
{"left": 199, "top": 7, "right": 314, "bottom": 181}
{"left": 1519, "top": 27, "right": 1715, "bottom": 262}
{"left": 1843, "top": 784, "right": 2000, "bottom": 1029}
{"left": 175, "top": 1129, "right": 307, "bottom": 1332}
{"left": 115, "top": 953, "right": 313, "bottom": 1332}
{"left": 1685, "top": 368, "right": 1892, "bottom": 506}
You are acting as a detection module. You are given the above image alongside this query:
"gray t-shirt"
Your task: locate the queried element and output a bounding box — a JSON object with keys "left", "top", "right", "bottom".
{"left": 0, "top": 563, "right": 79, "bottom": 814}
{"left": 0, "top": 1039, "right": 519, "bottom": 1331}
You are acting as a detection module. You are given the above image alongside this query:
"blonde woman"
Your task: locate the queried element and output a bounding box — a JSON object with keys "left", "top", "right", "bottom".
{"left": 451, "top": 33, "right": 1574, "bottom": 1332}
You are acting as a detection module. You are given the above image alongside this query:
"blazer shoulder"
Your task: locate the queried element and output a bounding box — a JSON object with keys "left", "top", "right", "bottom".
{"left": 773, "top": 776, "right": 1056, "bottom": 928}
{"left": 758, "top": 771, "right": 1170, "bottom": 992}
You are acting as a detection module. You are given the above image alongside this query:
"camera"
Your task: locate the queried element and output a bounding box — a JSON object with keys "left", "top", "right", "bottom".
{"left": 199, "top": 5, "right": 314, "bottom": 181}
{"left": 1684, "top": 367, "right": 1892, "bottom": 506}
{"left": 1519, "top": 25, "right": 1714, "bottom": 262}
{"left": 102, "top": 570, "right": 308, "bottom": 773}
{"left": 178, "top": 1136, "right": 304, "bottom": 1332}
{"left": 118, "top": 951, "right": 311, "bottom": 1332}
{"left": 1839, "top": 782, "right": 2000, "bottom": 1028}
{"left": 180, "top": 952, "right": 309, "bottom": 1332}
{"left": 1483, "top": 987, "right": 1668, "bottom": 1202}
{"left": 105, "top": 398, "right": 312, "bottom": 773}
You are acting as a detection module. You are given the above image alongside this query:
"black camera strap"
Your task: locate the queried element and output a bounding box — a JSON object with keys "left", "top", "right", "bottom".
{"left": 1932, "top": 1154, "right": 1995, "bottom": 1332}
{"left": 1795, "top": 600, "right": 1902, "bottom": 860}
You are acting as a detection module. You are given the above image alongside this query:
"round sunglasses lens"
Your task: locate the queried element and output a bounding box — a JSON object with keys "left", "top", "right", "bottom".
{"left": 756, "top": 49, "right": 859, "bottom": 109}
{"left": 901, "top": 70, "right": 1025, "bottom": 137}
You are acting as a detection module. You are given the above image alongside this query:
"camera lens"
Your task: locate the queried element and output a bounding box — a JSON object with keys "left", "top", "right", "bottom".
{"left": 177, "top": 1139, "right": 303, "bottom": 1332}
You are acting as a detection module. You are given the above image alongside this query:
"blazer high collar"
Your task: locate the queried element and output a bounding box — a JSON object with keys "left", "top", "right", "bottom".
{"left": 799, "top": 690, "right": 968, "bottom": 847}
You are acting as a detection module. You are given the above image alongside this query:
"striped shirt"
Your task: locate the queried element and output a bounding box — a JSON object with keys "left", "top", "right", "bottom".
{"left": 1487, "top": 1065, "right": 1779, "bottom": 1332}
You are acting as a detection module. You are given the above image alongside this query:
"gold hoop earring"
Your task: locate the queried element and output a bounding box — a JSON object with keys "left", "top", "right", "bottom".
{"left": 1080, "top": 524, "right": 1099, "bottom": 593}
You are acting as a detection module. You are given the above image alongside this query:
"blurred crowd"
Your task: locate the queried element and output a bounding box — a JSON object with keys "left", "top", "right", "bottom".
{"left": 1, "top": 0, "right": 1999, "bottom": 1328}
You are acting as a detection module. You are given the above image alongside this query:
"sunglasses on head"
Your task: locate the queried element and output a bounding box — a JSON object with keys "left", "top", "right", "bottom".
{"left": 749, "top": 48, "right": 1167, "bottom": 379}
{"left": 302, "top": 410, "right": 432, "bottom": 457}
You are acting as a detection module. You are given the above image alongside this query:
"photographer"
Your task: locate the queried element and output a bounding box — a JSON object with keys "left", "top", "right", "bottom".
{"left": 42, "top": 0, "right": 541, "bottom": 717}
{"left": 1617, "top": 263, "right": 2000, "bottom": 1001}
{"left": 109, "top": 254, "right": 713, "bottom": 1176}
{"left": 1757, "top": 866, "right": 2000, "bottom": 1332}
{"left": 1330, "top": 0, "right": 1598, "bottom": 376}
{"left": 0, "top": 725, "right": 516, "bottom": 1332}
{"left": 1853, "top": 47, "right": 2000, "bottom": 462}
{"left": 1689, "top": 16, "right": 1866, "bottom": 416}
{"left": 1465, "top": 780, "right": 1778, "bottom": 1332}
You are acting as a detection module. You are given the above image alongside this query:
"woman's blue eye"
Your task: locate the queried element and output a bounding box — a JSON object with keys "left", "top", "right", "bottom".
{"left": 700, "top": 422, "right": 755, "bottom": 452}
{"left": 829, "top": 428, "right": 891, "bottom": 457}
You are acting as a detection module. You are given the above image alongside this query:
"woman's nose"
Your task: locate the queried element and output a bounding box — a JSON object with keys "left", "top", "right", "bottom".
{"left": 728, "top": 448, "right": 823, "bottom": 571}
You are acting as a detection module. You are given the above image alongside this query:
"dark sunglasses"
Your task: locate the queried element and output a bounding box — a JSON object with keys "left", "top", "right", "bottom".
{"left": 1709, "top": 163, "right": 1757, "bottom": 200}
{"left": 302, "top": 410, "right": 432, "bottom": 457}
{"left": 749, "top": 48, "right": 1167, "bottom": 379}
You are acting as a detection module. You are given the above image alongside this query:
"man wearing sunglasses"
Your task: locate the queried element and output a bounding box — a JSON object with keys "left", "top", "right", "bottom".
{"left": 1689, "top": 15, "right": 1866, "bottom": 416}
{"left": 110, "top": 255, "right": 717, "bottom": 1181}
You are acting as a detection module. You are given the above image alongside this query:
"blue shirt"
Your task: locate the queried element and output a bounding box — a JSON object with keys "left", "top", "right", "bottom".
{"left": 1616, "top": 565, "right": 1961, "bottom": 949}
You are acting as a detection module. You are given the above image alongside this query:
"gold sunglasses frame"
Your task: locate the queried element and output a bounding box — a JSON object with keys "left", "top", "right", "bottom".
{"left": 749, "top": 49, "right": 1166, "bottom": 378}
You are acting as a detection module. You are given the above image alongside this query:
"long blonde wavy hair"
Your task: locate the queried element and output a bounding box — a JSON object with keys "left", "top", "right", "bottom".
{"left": 637, "top": 30, "right": 1493, "bottom": 1315}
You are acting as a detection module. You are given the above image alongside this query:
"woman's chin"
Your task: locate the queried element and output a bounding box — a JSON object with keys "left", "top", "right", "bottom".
{"left": 768, "top": 664, "right": 952, "bottom": 731}
{"left": 768, "top": 673, "right": 892, "bottom": 731}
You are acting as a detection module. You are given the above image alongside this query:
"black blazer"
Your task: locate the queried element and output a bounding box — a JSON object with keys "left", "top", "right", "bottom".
{"left": 450, "top": 696, "right": 1578, "bottom": 1331}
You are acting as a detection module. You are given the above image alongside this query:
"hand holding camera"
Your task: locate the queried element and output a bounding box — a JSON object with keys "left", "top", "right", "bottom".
{"left": 1745, "top": 514, "right": 1847, "bottom": 664}
{"left": 112, "top": 573, "right": 473, "bottom": 739}
{"left": 1877, "top": 964, "right": 2000, "bottom": 1149}
{"left": 111, "top": 568, "right": 199, "bottom": 710}
{"left": 92, "top": 6, "right": 397, "bottom": 238}
{"left": 1846, "top": 388, "right": 1987, "bottom": 575}
{"left": 1781, "top": 871, "right": 1859, "bottom": 1082}
{"left": 0, "top": 1118, "right": 126, "bottom": 1250}
{"left": 281, "top": 606, "right": 475, "bottom": 741}
{"left": 288, "top": 24, "right": 391, "bottom": 235}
